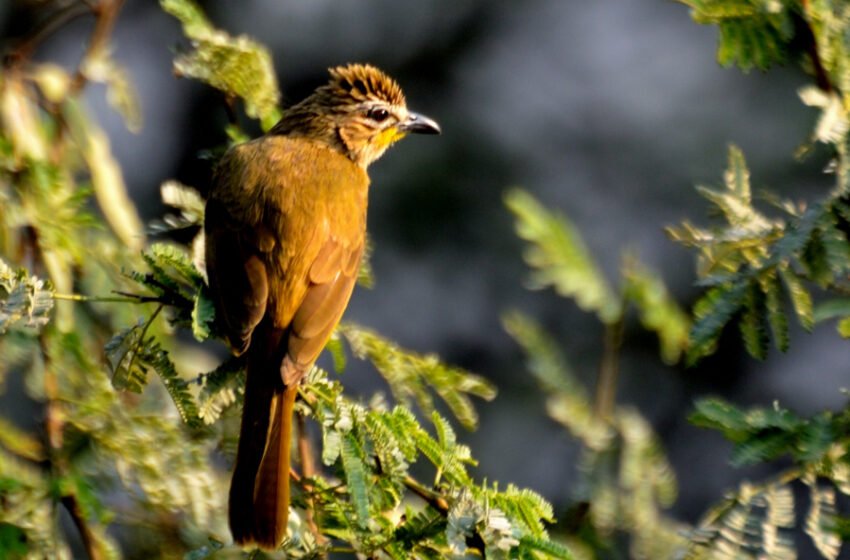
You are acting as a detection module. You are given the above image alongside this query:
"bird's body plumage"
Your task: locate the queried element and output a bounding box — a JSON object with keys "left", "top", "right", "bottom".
{"left": 204, "top": 64, "right": 439, "bottom": 550}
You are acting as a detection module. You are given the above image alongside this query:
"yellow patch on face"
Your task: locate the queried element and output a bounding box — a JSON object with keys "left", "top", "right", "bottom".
{"left": 374, "top": 126, "right": 407, "bottom": 149}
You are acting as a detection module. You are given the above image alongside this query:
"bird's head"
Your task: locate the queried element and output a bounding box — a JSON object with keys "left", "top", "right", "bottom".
{"left": 271, "top": 64, "right": 440, "bottom": 168}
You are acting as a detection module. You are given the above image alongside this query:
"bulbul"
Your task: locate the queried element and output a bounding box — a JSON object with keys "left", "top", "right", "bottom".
{"left": 204, "top": 64, "right": 440, "bottom": 550}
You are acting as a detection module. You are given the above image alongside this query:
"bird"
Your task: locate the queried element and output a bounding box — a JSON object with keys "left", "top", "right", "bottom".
{"left": 204, "top": 63, "right": 440, "bottom": 550}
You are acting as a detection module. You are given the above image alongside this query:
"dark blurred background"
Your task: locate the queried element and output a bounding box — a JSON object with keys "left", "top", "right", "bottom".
{"left": 3, "top": 0, "right": 848, "bottom": 543}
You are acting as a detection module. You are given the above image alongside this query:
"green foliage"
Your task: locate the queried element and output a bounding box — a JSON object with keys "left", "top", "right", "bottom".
{"left": 338, "top": 323, "right": 497, "bottom": 430}
{"left": 679, "top": 0, "right": 794, "bottom": 71}
{"left": 0, "top": 258, "right": 53, "bottom": 334}
{"left": 0, "top": 5, "right": 575, "bottom": 556}
{"left": 666, "top": 144, "right": 844, "bottom": 363}
{"left": 505, "top": 188, "right": 620, "bottom": 324}
{"left": 686, "top": 394, "right": 850, "bottom": 558}
{"left": 690, "top": 397, "right": 838, "bottom": 466}
{"left": 686, "top": 482, "right": 797, "bottom": 560}
{"left": 622, "top": 256, "right": 691, "bottom": 364}
{"left": 7, "top": 1, "right": 850, "bottom": 559}
{"left": 505, "top": 311, "right": 685, "bottom": 559}
{"left": 161, "top": 0, "right": 281, "bottom": 129}
{"left": 289, "top": 367, "right": 566, "bottom": 559}
{"left": 508, "top": 189, "right": 690, "bottom": 366}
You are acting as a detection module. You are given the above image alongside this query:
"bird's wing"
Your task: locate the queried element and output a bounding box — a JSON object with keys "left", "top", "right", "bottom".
{"left": 207, "top": 136, "right": 367, "bottom": 372}
{"left": 204, "top": 146, "right": 277, "bottom": 355}
{"left": 283, "top": 236, "right": 364, "bottom": 383}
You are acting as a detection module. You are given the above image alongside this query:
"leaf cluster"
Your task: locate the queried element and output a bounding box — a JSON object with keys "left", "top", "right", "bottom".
{"left": 687, "top": 395, "right": 850, "bottom": 558}
{"left": 506, "top": 188, "right": 691, "bottom": 366}
{"left": 505, "top": 312, "right": 685, "bottom": 559}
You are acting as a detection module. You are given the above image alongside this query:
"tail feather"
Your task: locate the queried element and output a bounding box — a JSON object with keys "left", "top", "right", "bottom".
{"left": 229, "top": 327, "right": 296, "bottom": 550}
{"left": 251, "top": 384, "right": 297, "bottom": 547}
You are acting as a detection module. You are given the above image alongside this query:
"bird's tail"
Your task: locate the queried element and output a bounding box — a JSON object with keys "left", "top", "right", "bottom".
{"left": 229, "top": 328, "right": 297, "bottom": 550}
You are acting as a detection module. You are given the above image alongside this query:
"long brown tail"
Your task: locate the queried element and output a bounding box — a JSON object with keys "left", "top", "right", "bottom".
{"left": 229, "top": 328, "right": 297, "bottom": 550}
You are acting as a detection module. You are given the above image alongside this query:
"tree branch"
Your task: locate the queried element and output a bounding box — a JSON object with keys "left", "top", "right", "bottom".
{"left": 4, "top": 2, "right": 93, "bottom": 69}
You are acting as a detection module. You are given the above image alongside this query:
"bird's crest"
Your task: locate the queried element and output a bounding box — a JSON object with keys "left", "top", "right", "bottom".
{"left": 327, "top": 64, "right": 406, "bottom": 107}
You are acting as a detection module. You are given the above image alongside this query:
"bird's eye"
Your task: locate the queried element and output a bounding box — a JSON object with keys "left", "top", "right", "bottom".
{"left": 367, "top": 107, "right": 390, "bottom": 122}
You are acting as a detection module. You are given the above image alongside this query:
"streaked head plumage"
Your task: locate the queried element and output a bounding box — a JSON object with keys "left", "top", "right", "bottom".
{"left": 271, "top": 63, "right": 439, "bottom": 168}
{"left": 325, "top": 64, "right": 406, "bottom": 108}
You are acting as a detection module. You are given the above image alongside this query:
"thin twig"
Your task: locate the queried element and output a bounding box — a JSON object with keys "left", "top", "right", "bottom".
{"left": 69, "top": 0, "right": 126, "bottom": 94}
{"left": 60, "top": 495, "right": 103, "bottom": 560}
{"left": 594, "top": 311, "right": 625, "bottom": 420}
{"left": 403, "top": 476, "right": 449, "bottom": 514}
{"left": 4, "top": 2, "right": 93, "bottom": 69}
{"left": 53, "top": 292, "right": 152, "bottom": 304}
{"left": 112, "top": 290, "right": 170, "bottom": 304}
{"left": 296, "top": 412, "right": 327, "bottom": 548}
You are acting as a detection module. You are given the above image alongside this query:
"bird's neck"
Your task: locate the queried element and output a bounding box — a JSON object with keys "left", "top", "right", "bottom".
{"left": 270, "top": 112, "right": 346, "bottom": 153}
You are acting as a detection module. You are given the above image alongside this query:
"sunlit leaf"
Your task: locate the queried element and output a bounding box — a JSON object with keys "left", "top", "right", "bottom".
{"left": 505, "top": 188, "right": 620, "bottom": 323}
{"left": 161, "top": 0, "right": 281, "bottom": 128}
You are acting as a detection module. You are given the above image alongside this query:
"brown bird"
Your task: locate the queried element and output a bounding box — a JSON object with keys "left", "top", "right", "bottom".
{"left": 204, "top": 64, "right": 440, "bottom": 550}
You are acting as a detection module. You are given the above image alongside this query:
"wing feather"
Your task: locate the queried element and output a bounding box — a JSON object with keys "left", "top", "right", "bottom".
{"left": 205, "top": 199, "right": 269, "bottom": 354}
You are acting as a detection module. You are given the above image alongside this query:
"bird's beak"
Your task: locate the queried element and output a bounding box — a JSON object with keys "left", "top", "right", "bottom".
{"left": 399, "top": 112, "right": 441, "bottom": 135}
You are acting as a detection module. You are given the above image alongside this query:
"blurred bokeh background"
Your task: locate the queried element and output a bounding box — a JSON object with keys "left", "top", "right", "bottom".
{"left": 3, "top": 0, "right": 846, "bottom": 539}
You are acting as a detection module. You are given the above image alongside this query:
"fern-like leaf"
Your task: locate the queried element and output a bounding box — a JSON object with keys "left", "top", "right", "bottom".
{"left": 0, "top": 259, "right": 54, "bottom": 334}
{"left": 805, "top": 476, "right": 842, "bottom": 560}
{"left": 339, "top": 323, "right": 495, "bottom": 430}
{"left": 341, "top": 431, "right": 370, "bottom": 528}
{"left": 505, "top": 188, "right": 620, "bottom": 323}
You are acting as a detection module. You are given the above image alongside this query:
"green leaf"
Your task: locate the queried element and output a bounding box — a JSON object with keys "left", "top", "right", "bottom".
{"left": 687, "top": 4, "right": 792, "bottom": 71}
{"left": 796, "top": 414, "right": 834, "bottom": 462}
{"left": 341, "top": 431, "right": 370, "bottom": 528}
{"left": 357, "top": 236, "right": 375, "bottom": 289}
{"left": 505, "top": 188, "right": 621, "bottom": 323}
{"left": 814, "top": 298, "right": 850, "bottom": 323}
{"left": 739, "top": 281, "right": 769, "bottom": 360}
{"left": 743, "top": 405, "right": 801, "bottom": 433}
{"left": 81, "top": 51, "right": 142, "bottom": 132}
{"left": 139, "top": 339, "right": 202, "bottom": 429}
{"left": 502, "top": 311, "right": 580, "bottom": 395}
{"left": 779, "top": 268, "right": 813, "bottom": 331}
{"left": 695, "top": 145, "right": 772, "bottom": 232}
{"left": 105, "top": 317, "right": 152, "bottom": 393}
{"left": 687, "top": 281, "right": 748, "bottom": 365}
{"left": 518, "top": 535, "right": 575, "bottom": 559}
{"left": 67, "top": 105, "right": 145, "bottom": 252}
{"left": 161, "top": 0, "right": 281, "bottom": 128}
{"left": 621, "top": 256, "right": 690, "bottom": 364}
{"left": 148, "top": 243, "right": 204, "bottom": 286}
{"left": 197, "top": 357, "right": 244, "bottom": 424}
{"left": 340, "top": 323, "right": 495, "bottom": 430}
{"left": 730, "top": 431, "right": 792, "bottom": 467}
{"left": 503, "top": 311, "right": 606, "bottom": 445}
{"left": 0, "top": 418, "right": 44, "bottom": 462}
{"left": 325, "top": 332, "right": 347, "bottom": 373}
{"left": 0, "top": 523, "right": 28, "bottom": 558}
{"left": 689, "top": 398, "right": 749, "bottom": 437}
{"left": 191, "top": 289, "right": 215, "bottom": 342}
{"left": 805, "top": 477, "right": 842, "bottom": 560}
{"left": 762, "top": 274, "right": 789, "bottom": 352}
{"left": 838, "top": 316, "right": 850, "bottom": 338}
